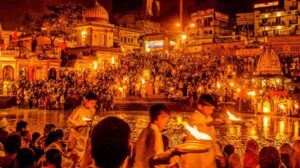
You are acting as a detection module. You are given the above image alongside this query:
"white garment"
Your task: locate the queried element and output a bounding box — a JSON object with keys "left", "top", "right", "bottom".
{"left": 134, "top": 124, "right": 166, "bottom": 168}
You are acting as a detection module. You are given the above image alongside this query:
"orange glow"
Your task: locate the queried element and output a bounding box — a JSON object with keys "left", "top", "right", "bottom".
{"left": 227, "top": 111, "right": 241, "bottom": 121}
{"left": 82, "top": 117, "right": 92, "bottom": 122}
{"left": 263, "top": 106, "right": 270, "bottom": 113}
{"left": 247, "top": 91, "right": 256, "bottom": 96}
{"left": 279, "top": 104, "right": 285, "bottom": 110}
{"left": 177, "top": 116, "right": 212, "bottom": 140}
{"left": 190, "top": 23, "right": 195, "bottom": 27}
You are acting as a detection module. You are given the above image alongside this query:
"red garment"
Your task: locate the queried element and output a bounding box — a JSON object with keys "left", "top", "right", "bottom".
{"left": 243, "top": 150, "right": 258, "bottom": 168}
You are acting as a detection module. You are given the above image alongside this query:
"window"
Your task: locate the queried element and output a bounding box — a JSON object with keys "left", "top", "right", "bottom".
{"left": 262, "top": 18, "right": 268, "bottom": 24}
{"left": 276, "top": 17, "right": 281, "bottom": 24}
{"left": 262, "top": 30, "right": 268, "bottom": 36}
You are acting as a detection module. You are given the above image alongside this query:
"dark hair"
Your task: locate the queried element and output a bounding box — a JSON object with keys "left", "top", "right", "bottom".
{"left": 149, "top": 104, "right": 170, "bottom": 123}
{"left": 224, "top": 144, "right": 235, "bottom": 158}
{"left": 198, "top": 94, "right": 216, "bottom": 107}
{"left": 91, "top": 117, "right": 130, "bottom": 168}
{"left": 46, "top": 149, "right": 62, "bottom": 168}
{"left": 55, "top": 129, "right": 64, "bottom": 140}
{"left": 32, "top": 132, "right": 41, "bottom": 144}
{"left": 85, "top": 92, "right": 98, "bottom": 101}
{"left": 259, "top": 146, "right": 280, "bottom": 168}
{"left": 4, "top": 134, "right": 21, "bottom": 154}
{"left": 44, "top": 124, "right": 56, "bottom": 134}
{"left": 17, "top": 148, "right": 35, "bottom": 168}
{"left": 45, "top": 131, "right": 59, "bottom": 147}
{"left": 16, "top": 120, "right": 28, "bottom": 132}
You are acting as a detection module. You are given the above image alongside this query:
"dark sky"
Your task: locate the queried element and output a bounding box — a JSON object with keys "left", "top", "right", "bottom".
{"left": 0, "top": 0, "right": 258, "bottom": 30}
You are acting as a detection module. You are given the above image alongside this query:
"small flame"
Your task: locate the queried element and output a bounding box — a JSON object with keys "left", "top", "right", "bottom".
{"left": 247, "top": 91, "right": 256, "bottom": 96}
{"left": 229, "top": 82, "right": 234, "bottom": 87}
{"left": 118, "top": 87, "right": 123, "bottom": 92}
{"left": 83, "top": 117, "right": 92, "bottom": 122}
{"left": 177, "top": 116, "right": 212, "bottom": 141}
{"left": 111, "top": 56, "right": 115, "bottom": 64}
{"left": 295, "top": 104, "right": 299, "bottom": 109}
{"left": 141, "top": 78, "right": 145, "bottom": 84}
{"left": 93, "top": 61, "right": 98, "bottom": 70}
{"left": 227, "top": 111, "right": 241, "bottom": 121}
{"left": 279, "top": 104, "right": 285, "bottom": 110}
{"left": 217, "top": 82, "right": 221, "bottom": 89}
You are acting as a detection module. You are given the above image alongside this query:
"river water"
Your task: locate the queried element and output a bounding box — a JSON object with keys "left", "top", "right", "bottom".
{"left": 0, "top": 108, "right": 299, "bottom": 154}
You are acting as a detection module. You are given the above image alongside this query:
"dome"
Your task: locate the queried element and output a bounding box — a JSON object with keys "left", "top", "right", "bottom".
{"left": 84, "top": 0, "right": 109, "bottom": 22}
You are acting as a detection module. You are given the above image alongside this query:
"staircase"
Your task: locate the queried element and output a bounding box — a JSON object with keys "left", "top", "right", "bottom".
{"left": 113, "top": 99, "right": 194, "bottom": 112}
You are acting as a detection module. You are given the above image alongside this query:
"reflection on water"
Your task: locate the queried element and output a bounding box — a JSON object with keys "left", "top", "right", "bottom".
{"left": 0, "top": 108, "right": 299, "bottom": 154}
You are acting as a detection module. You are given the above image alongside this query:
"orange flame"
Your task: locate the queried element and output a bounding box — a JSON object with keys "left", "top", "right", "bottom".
{"left": 82, "top": 117, "right": 92, "bottom": 122}
{"left": 177, "top": 116, "right": 212, "bottom": 141}
{"left": 227, "top": 111, "right": 241, "bottom": 121}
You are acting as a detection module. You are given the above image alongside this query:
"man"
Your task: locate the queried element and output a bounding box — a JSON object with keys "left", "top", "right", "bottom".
{"left": 133, "top": 104, "right": 177, "bottom": 168}
{"left": 180, "top": 94, "right": 224, "bottom": 168}
{"left": 90, "top": 117, "right": 131, "bottom": 168}
{"left": 16, "top": 120, "right": 28, "bottom": 135}
{"left": 67, "top": 92, "right": 97, "bottom": 165}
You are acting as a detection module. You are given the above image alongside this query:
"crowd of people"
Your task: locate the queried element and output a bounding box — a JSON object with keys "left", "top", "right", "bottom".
{"left": 0, "top": 93, "right": 299, "bottom": 168}
{"left": 0, "top": 50, "right": 293, "bottom": 118}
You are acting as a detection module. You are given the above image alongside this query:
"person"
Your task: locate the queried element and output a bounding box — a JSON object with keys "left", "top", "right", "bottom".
{"left": 16, "top": 121, "right": 28, "bottom": 135}
{"left": 0, "top": 134, "right": 22, "bottom": 167}
{"left": 291, "top": 140, "right": 300, "bottom": 168}
{"left": 90, "top": 117, "right": 131, "bottom": 168}
{"left": 243, "top": 140, "right": 259, "bottom": 168}
{"left": 42, "top": 149, "right": 62, "bottom": 168}
{"left": 180, "top": 94, "right": 224, "bottom": 168}
{"left": 280, "top": 143, "right": 292, "bottom": 168}
{"left": 133, "top": 104, "right": 177, "bottom": 168}
{"left": 258, "top": 146, "right": 281, "bottom": 168}
{"left": 67, "top": 92, "right": 97, "bottom": 165}
{"left": 15, "top": 148, "right": 35, "bottom": 168}
{"left": 0, "top": 117, "right": 9, "bottom": 145}
{"left": 228, "top": 153, "right": 242, "bottom": 168}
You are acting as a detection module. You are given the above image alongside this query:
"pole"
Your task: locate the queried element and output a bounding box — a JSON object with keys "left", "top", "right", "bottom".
{"left": 180, "top": 0, "right": 183, "bottom": 30}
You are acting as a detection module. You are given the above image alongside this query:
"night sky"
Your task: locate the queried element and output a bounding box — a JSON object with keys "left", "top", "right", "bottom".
{"left": 0, "top": 0, "right": 261, "bottom": 30}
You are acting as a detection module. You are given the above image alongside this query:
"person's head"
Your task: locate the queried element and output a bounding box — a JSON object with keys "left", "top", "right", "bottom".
{"left": 4, "top": 134, "right": 21, "bottom": 154}
{"left": 91, "top": 117, "right": 130, "bottom": 168}
{"left": 197, "top": 94, "right": 216, "bottom": 117}
{"left": 45, "top": 131, "right": 59, "bottom": 147}
{"left": 44, "top": 124, "right": 56, "bottom": 136}
{"left": 149, "top": 104, "right": 170, "bottom": 130}
{"left": 280, "top": 143, "right": 293, "bottom": 155}
{"left": 259, "top": 146, "right": 280, "bottom": 168}
{"left": 46, "top": 149, "right": 62, "bottom": 168}
{"left": 16, "top": 121, "right": 28, "bottom": 133}
{"left": 31, "top": 132, "right": 41, "bottom": 144}
{"left": 224, "top": 144, "right": 235, "bottom": 158}
{"left": 246, "top": 140, "right": 259, "bottom": 154}
{"left": 16, "top": 148, "right": 35, "bottom": 168}
{"left": 55, "top": 129, "right": 64, "bottom": 140}
{"left": 84, "top": 92, "right": 97, "bottom": 109}
{"left": 292, "top": 140, "right": 300, "bottom": 152}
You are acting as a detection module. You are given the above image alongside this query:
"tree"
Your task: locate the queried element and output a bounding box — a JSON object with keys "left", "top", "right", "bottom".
{"left": 39, "top": 3, "right": 85, "bottom": 48}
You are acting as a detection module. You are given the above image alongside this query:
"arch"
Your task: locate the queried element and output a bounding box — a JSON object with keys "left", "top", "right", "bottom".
{"left": 3, "top": 65, "right": 14, "bottom": 81}
{"left": 49, "top": 68, "right": 57, "bottom": 80}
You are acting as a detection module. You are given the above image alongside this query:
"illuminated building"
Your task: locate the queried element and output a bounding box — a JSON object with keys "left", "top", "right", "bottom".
{"left": 115, "top": 26, "right": 144, "bottom": 52}
{"left": 187, "top": 8, "right": 232, "bottom": 45}
{"left": 67, "top": 0, "right": 122, "bottom": 72}
{"left": 236, "top": 0, "right": 299, "bottom": 38}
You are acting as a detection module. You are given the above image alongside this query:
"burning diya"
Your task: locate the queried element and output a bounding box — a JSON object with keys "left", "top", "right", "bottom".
{"left": 175, "top": 116, "right": 211, "bottom": 154}
{"left": 226, "top": 111, "right": 244, "bottom": 125}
